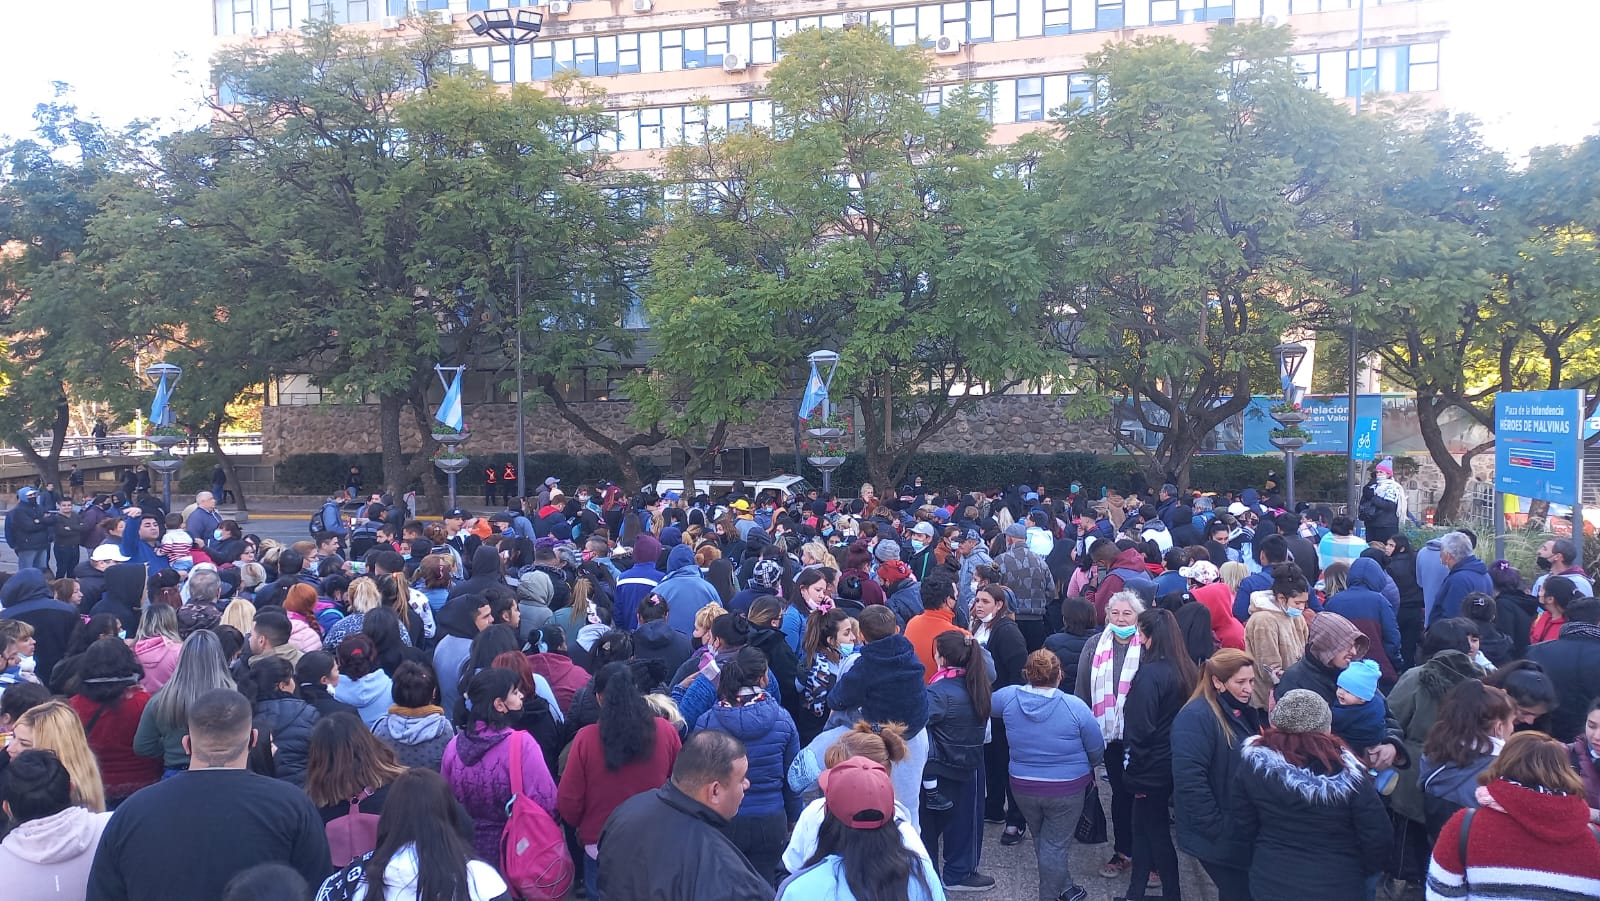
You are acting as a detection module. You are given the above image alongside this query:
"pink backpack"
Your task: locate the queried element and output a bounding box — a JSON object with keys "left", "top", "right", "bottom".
{"left": 500, "top": 731, "right": 573, "bottom": 901}
{"left": 325, "top": 787, "right": 380, "bottom": 867}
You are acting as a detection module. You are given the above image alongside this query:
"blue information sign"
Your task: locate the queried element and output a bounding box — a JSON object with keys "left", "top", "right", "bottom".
{"left": 1495, "top": 390, "right": 1584, "bottom": 505}
{"left": 1241, "top": 395, "right": 1384, "bottom": 455}
{"left": 1353, "top": 416, "right": 1380, "bottom": 461}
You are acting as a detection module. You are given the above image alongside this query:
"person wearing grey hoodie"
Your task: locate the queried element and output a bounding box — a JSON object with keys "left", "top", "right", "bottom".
{"left": 0, "top": 750, "right": 113, "bottom": 901}
{"left": 371, "top": 661, "right": 455, "bottom": 771}
{"left": 514, "top": 569, "right": 555, "bottom": 645}
{"left": 432, "top": 595, "right": 490, "bottom": 721}
{"left": 657, "top": 544, "right": 722, "bottom": 636}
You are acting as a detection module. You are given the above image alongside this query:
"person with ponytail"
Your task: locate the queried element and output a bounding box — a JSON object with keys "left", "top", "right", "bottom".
{"left": 997, "top": 649, "right": 1106, "bottom": 901}
{"left": 558, "top": 662, "right": 682, "bottom": 899}
{"left": 1120, "top": 607, "right": 1200, "bottom": 901}
{"left": 1171, "top": 648, "right": 1263, "bottom": 900}
{"left": 797, "top": 608, "right": 859, "bottom": 744}
{"left": 921, "top": 630, "right": 995, "bottom": 892}
{"left": 692, "top": 645, "right": 800, "bottom": 887}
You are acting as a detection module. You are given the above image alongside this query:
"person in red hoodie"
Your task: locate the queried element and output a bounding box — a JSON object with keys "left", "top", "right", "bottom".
{"left": 1091, "top": 539, "right": 1155, "bottom": 623}
{"left": 67, "top": 638, "right": 160, "bottom": 806}
{"left": 1428, "top": 730, "right": 1600, "bottom": 900}
{"left": 525, "top": 623, "right": 589, "bottom": 716}
{"left": 557, "top": 662, "right": 682, "bottom": 900}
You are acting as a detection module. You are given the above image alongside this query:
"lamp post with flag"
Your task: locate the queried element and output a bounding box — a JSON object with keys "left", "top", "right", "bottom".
{"left": 800, "top": 350, "right": 844, "bottom": 494}
{"left": 433, "top": 365, "right": 469, "bottom": 509}
{"left": 144, "top": 362, "right": 184, "bottom": 511}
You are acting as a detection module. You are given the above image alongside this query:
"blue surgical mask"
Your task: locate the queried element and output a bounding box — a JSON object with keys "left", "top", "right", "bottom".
{"left": 911, "top": 540, "right": 927, "bottom": 553}
{"left": 1285, "top": 606, "right": 1304, "bottom": 618}
{"left": 213, "top": 529, "right": 224, "bottom": 541}
{"left": 117, "top": 630, "right": 127, "bottom": 640}
{"left": 837, "top": 642, "right": 857, "bottom": 656}
{"left": 1110, "top": 624, "right": 1138, "bottom": 640}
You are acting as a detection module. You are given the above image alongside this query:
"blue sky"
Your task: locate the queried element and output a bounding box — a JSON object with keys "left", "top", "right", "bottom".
{"left": 0, "top": 0, "right": 1594, "bottom": 160}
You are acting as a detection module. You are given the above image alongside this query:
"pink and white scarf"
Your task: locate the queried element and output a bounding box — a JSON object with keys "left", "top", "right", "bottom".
{"left": 1089, "top": 629, "right": 1141, "bottom": 741}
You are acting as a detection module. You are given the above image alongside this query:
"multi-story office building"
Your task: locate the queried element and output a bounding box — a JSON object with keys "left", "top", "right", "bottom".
{"left": 215, "top": 0, "right": 1448, "bottom": 171}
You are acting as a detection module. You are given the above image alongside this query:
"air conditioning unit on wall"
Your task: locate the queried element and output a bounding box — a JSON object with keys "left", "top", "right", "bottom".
{"left": 723, "top": 53, "right": 747, "bottom": 73}
{"left": 632, "top": 0, "right": 652, "bottom": 12}
{"left": 934, "top": 34, "right": 962, "bottom": 55}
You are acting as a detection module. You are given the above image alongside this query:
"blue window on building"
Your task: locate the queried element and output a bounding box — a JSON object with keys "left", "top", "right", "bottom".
{"left": 1097, "top": 0, "right": 1124, "bottom": 29}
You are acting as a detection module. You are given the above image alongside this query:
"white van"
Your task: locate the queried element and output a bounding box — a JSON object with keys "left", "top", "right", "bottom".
{"left": 652, "top": 474, "right": 813, "bottom": 502}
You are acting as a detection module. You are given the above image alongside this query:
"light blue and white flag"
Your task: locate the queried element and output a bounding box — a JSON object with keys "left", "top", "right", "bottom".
{"left": 435, "top": 366, "right": 464, "bottom": 432}
{"left": 799, "top": 361, "right": 827, "bottom": 421}
{"left": 150, "top": 371, "right": 172, "bottom": 427}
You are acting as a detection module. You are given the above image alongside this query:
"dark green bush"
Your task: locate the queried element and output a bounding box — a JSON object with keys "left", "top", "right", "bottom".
{"left": 275, "top": 452, "right": 663, "bottom": 496}
{"left": 178, "top": 453, "right": 218, "bottom": 494}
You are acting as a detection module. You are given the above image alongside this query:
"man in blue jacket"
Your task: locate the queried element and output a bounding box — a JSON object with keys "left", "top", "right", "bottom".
{"left": 612, "top": 533, "right": 662, "bottom": 631}
{"left": 656, "top": 544, "right": 722, "bottom": 636}
{"left": 117, "top": 507, "right": 171, "bottom": 575}
{"left": 1430, "top": 531, "right": 1492, "bottom": 626}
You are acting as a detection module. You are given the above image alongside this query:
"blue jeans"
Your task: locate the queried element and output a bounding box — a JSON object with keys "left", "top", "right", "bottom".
{"left": 584, "top": 852, "right": 598, "bottom": 899}
{"left": 936, "top": 766, "right": 985, "bottom": 882}
{"left": 15, "top": 547, "right": 50, "bottom": 574}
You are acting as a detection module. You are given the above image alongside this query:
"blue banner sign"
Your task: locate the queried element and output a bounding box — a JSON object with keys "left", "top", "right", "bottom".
{"left": 1241, "top": 395, "right": 1385, "bottom": 455}
{"left": 1495, "top": 389, "right": 1583, "bottom": 506}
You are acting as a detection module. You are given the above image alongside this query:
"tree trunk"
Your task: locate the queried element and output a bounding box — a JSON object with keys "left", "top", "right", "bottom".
{"left": 379, "top": 392, "right": 407, "bottom": 499}
{"left": 677, "top": 422, "right": 729, "bottom": 498}
{"left": 1416, "top": 390, "right": 1475, "bottom": 523}
{"left": 10, "top": 399, "right": 71, "bottom": 486}
{"left": 404, "top": 387, "right": 442, "bottom": 515}
{"left": 204, "top": 430, "right": 248, "bottom": 512}
{"left": 536, "top": 376, "right": 662, "bottom": 495}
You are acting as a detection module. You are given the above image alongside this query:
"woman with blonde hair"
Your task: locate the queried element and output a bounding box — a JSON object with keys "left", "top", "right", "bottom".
{"left": 8, "top": 700, "right": 106, "bottom": 812}
{"left": 546, "top": 574, "right": 599, "bottom": 639}
{"left": 1218, "top": 561, "right": 1250, "bottom": 594}
{"left": 1171, "top": 648, "right": 1262, "bottom": 899}
{"left": 323, "top": 577, "right": 410, "bottom": 649}
{"left": 131, "top": 604, "right": 184, "bottom": 693}
{"left": 220, "top": 597, "right": 257, "bottom": 636}
{"left": 133, "top": 630, "right": 236, "bottom": 776}
{"left": 783, "top": 720, "right": 930, "bottom": 874}
{"left": 236, "top": 562, "right": 267, "bottom": 601}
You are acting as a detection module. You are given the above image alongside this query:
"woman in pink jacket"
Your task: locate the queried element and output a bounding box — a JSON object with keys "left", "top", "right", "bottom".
{"left": 282, "top": 584, "right": 326, "bottom": 654}
{"left": 130, "top": 605, "right": 182, "bottom": 693}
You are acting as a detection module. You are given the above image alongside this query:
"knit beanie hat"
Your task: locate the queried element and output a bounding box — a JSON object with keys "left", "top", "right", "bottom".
{"left": 1336, "top": 659, "right": 1381, "bottom": 702}
{"left": 1270, "top": 689, "right": 1333, "bottom": 734}
{"left": 751, "top": 558, "right": 784, "bottom": 591}
{"left": 873, "top": 540, "right": 901, "bottom": 563}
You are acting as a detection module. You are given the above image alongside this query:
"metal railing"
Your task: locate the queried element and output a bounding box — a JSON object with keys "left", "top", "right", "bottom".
{"left": 0, "top": 433, "right": 263, "bottom": 459}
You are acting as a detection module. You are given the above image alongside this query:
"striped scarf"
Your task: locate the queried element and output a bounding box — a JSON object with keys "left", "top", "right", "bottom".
{"left": 1089, "top": 629, "right": 1141, "bottom": 741}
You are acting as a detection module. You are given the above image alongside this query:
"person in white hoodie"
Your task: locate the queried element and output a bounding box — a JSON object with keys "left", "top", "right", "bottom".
{"left": 315, "top": 768, "right": 510, "bottom": 901}
{"left": 0, "top": 749, "right": 113, "bottom": 901}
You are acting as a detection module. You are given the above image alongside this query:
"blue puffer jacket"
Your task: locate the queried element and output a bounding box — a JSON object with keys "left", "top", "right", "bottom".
{"left": 656, "top": 545, "right": 722, "bottom": 635}
{"left": 695, "top": 696, "right": 800, "bottom": 819}
{"left": 1324, "top": 557, "right": 1404, "bottom": 680}
{"left": 827, "top": 634, "right": 929, "bottom": 737}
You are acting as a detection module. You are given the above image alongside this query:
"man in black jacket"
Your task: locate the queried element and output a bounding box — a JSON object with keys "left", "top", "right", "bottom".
{"left": 49, "top": 497, "right": 86, "bottom": 582}
{"left": 597, "top": 730, "right": 770, "bottom": 901}
{"left": 1277, "top": 511, "right": 1321, "bottom": 587}
{"left": 5, "top": 487, "right": 52, "bottom": 574}
{"left": 1524, "top": 596, "right": 1600, "bottom": 743}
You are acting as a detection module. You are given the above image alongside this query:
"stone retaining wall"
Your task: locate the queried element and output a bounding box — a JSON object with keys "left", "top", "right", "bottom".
{"left": 261, "top": 395, "right": 1117, "bottom": 460}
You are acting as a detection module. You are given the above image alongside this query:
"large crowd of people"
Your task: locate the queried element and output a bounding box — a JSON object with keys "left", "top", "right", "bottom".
{"left": 1, "top": 469, "right": 1600, "bottom": 901}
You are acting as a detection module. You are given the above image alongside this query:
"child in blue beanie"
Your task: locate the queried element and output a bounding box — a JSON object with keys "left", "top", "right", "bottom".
{"left": 1333, "top": 658, "right": 1395, "bottom": 793}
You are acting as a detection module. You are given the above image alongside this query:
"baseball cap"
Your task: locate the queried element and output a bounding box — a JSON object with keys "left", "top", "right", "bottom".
{"left": 730, "top": 498, "right": 752, "bottom": 512}
{"left": 819, "top": 757, "right": 896, "bottom": 829}
{"left": 1004, "top": 522, "right": 1028, "bottom": 540}
{"left": 91, "top": 545, "right": 130, "bottom": 563}
{"left": 1179, "top": 560, "right": 1220, "bottom": 584}
{"left": 663, "top": 490, "right": 680, "bottom": 502}
{"left": 910, "top": 521, "right": 938, "bottom": 539}
{"left": 444, "top": 507, "right": 468, "bottom": 519}
{"left": 1227, "top": 502, "right": 1249, "bottom": 516}
{"left": 18, "top": 487, "right": 37, "bottom": 500}
{"left": 543, "top": 476, "right": 560, "bottom": 487}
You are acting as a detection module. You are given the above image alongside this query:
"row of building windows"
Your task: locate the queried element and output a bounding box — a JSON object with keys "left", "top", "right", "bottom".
{"left": 587, "top": 40, "right": 1434, "bottom": 151}
{"left": 217, "top": 0, "right": 1417, "bottom": 39}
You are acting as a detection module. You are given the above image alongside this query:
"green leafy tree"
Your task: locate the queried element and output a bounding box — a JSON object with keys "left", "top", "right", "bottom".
{"left": 1038, "top": 24, "right": 1374, "bottom": 490}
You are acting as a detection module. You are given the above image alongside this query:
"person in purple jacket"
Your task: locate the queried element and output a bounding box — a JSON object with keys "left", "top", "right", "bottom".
{"left": 440, "top": 668, "right": 557, "bottom": 861}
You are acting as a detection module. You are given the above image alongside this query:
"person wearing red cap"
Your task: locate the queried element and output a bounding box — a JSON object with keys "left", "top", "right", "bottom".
{"left": 776, "top": 756, "right": 946, "bottom": 900}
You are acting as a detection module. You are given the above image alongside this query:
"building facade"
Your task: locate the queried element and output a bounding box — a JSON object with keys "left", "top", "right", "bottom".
{"left": 217, "top": 0, "right": 1448, "bottom": 171}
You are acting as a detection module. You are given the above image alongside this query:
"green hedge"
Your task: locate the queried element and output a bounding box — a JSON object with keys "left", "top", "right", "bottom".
{"left": 274, "top": 452, "right": 665, "bottom": 495}
{"left": 276, "top": 449, "right": 1370, "bottom": 501}
{"left": 797, "top": 451, "right": 1361, "bottom": 501}
{"left": 178, "top": 453, "right": 217, "bottom": 494}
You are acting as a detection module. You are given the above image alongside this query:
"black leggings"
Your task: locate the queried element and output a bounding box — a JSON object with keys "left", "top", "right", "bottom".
{"left": 1104, "top": 740, "right": 1134, "bottom": 858}
{"left": 1127, "top": 789, "right": 1181, "bottom": 901}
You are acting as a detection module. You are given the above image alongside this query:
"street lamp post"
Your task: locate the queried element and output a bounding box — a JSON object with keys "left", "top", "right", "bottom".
{"left": 143, "top": 362, "right": 184, "bottom": 512}
{"left": 514, "top": 247, "right": 526, "bottom": 505}
{"left": 1271, "top": 343, "right": 1309, "bottom": 512}
{"left": 467, "top": 10, "right": 542, "bottom": 503}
